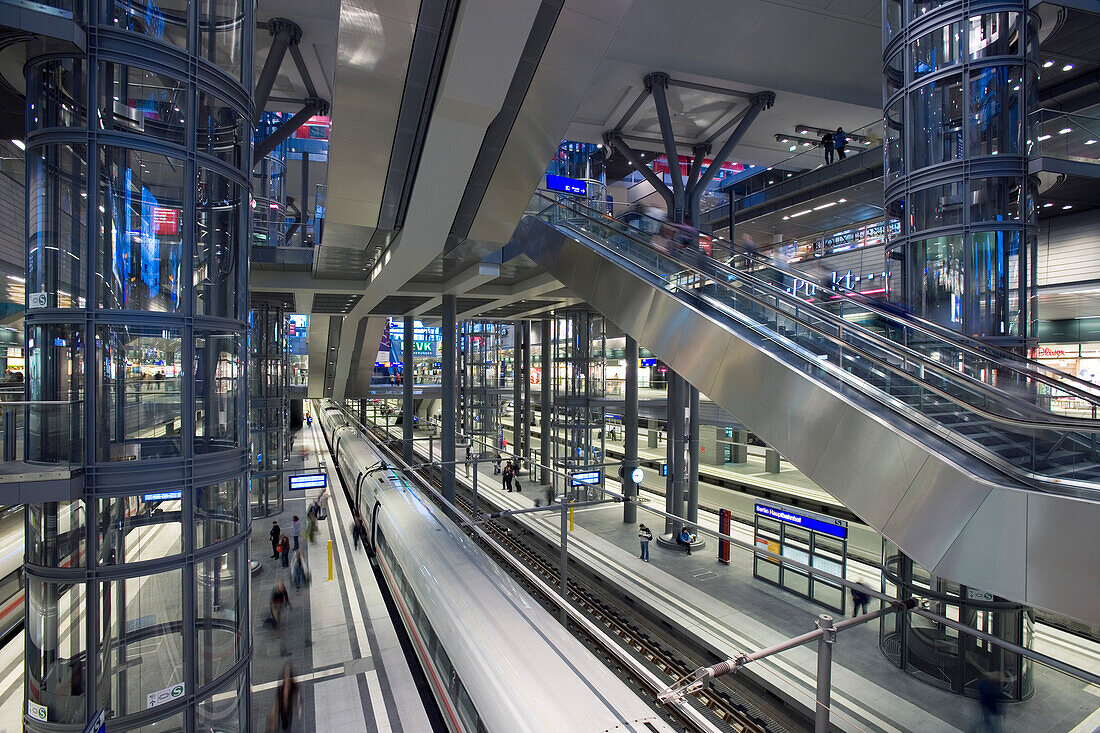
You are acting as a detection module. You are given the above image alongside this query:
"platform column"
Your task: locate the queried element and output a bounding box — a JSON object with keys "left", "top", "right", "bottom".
{"left": 540, "top": 319, "right": 552, "bottom": 489}
{"left": 442, "top": 295, "right": 457, "bottom": 502}
{"left": 402, "top": 315, "right": 414, "bottom": 464}
{"left": 623, "top": 336, "right": 639, "bottom": 523}
{"left": 687, "top": 386, "right": 700, "bottom": 529}
{"left": 522, "top": 320, "right": 532, "bottom": 469}
{"left": 512, "top": 322, "right": 522, "bottom": 468}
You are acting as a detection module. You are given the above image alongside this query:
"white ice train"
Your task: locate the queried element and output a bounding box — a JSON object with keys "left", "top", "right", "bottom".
{"left": 317, "top": 401, "right": 675, "bottom": 733}
{"left": 0, "top": 505, "right": 24, "bottom": 641}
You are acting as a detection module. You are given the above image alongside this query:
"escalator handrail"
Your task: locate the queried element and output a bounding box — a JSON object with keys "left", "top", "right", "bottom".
{"left": 532, "top": 194, "right": 1100, "bottom": 434}
{"left": 618, "top": 199, "right": 1100, "bottom": 407}
{"left": 543, "top": 217, "right": 1100, "bottom": 497}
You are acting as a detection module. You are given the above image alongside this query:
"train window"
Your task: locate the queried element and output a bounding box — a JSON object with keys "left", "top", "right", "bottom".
{"left": 431, "top": 638, "right": 452, "bottom": 686}
{"left": 455, "top": 678, "right": 478, "bottom": 731}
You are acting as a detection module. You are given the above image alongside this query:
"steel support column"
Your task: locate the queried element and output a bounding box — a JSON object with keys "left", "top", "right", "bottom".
{"left": 402, "top": 315, "right": 414, "bottom": 464}
{"left": 540, "top": 319, "right": 551, "bottom": 487}
{"left": 512, "top": 322, "right": 522, "bottom": 469}
{"left": 604, "top": 132, "right": 674, "bottom": 213}
{"left": 623, "top": 336, "right": 639, "bottom": 524}
{"left": 253, "top": 18, "right": 301, "bottom": 122}
{"left": 647, "top": 72, "right": 684, "bottom": 220}
{"left": 522, "top": 320, "right": 532, "bottom": 469}
{"left": 254, "top": 98, "right": 328, "bottom": 162}
{"left": 687, "top": 384, "right": 700, "bottom": 528}
{"left": 442, "top": 295, "right": 457, "bottom": 502}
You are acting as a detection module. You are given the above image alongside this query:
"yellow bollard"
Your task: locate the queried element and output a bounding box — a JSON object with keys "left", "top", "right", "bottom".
{"left": 327, "top": 539, "right": 333, "bottom": 581}
{"left": 569, "top": 502, "right": 574, "bottom": 532}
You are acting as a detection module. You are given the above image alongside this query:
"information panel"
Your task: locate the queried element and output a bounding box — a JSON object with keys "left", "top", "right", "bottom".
{"left": 289, "top": 473, "right": 327, "bottom": 491}
{"left": 570, "top": 470, "right": 601, "bottom": 487}
{"left": 546, "top": 174, "right": 588, "bottom": 196}
{"left": 752, "top": 499, "right": 848, "bottom": 614}
{"left": 754, "top": 503, "right": 848, "bottom": 540}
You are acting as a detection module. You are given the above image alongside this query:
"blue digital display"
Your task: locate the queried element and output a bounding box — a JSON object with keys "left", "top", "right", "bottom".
{"left": 144, "top": 490, "right": 182, "bottom": 502}
{"left": 570, "top": 470, "right": 601, "bottom": 486}
{"left": 289, "top": 473, "right": 327, "bottom": 491}
{"left": 640, "top": 358, "right": 657, "bottom": 367}
{"left": 659, "top": 463, "right": 668, "bottom": 477}
{"left": 546, "top": 174, "right": 588, "bottom": 196}
{"left": 754, "top": 503, "right": 848, "bottom": 540}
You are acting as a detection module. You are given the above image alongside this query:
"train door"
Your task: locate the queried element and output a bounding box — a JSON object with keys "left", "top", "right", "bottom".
{"left": 369, "top": 502, "right": 382, "bottom": 552}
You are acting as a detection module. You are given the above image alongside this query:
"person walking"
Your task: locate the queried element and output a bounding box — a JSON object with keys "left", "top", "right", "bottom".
{"left": 975, "top": 673, "right": 1005, "bottom": 732}
{"left": 269, "top": 520, "right": 281, "bottom": 559}
{"left": 834, "top": 127, "right": 848, "bottom": 160}
{"left": 502, "top": 461, "right": 515, "bottom": 492}
{"left": 291, "top": 515, "right": 301, "bottom": 550}
{"left": 465, "top": 441, "right": 473, "bottom": 477}
{"left": 821, "top": 130, "right": 835, "bottom": 164}
{"left": 291, "top": 550, "right": 309, "bottom": 592}
{"left": 269, "top": 581, "right": 292, "bottom": 657}
{"left": 639, "top": 524, "right": 653, "bottom": 561}
{"left": 269, "top": 662, "right": 299, "bottom": 731}
{"left": 493, "top": 452, "right": 502, "bottom": 475}
{"left": 850, "top": 577, "right": 871, "bottom": 616}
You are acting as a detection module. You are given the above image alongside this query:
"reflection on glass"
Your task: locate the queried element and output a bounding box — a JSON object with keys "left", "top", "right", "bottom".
{"left": 969, "top": 178, "right": 1021, "bottom": 223}
{"left": 98, "top": 147, "right": 185, "bottom": 312}
{"left": 969, "top": 66, "right": 1022, "bottom": 157}
{"left": 27, "top": 58, "right": 87, "bottom": 131}
{"left": 99, "top": 62, "right": 188, "bottom": 146}
{"left": 25, "top": 323, "right": 84, "bottom": 464}
{"left": 195, "top": 332, "right": 243, "bottom": 452}
{"left": 98, "top": 325, "right": 183, "bottom": 461}
{"left": 27, "top": 577, "right": 87, "bottom": 724}
{"left": 197, "top": 547, "right": 245, "bottom": 685}
{"left": 96, "top": 569, "right": 184, "bottom": 718}
{"left": 971, "top": 230, "right": 1022, "bottom": 338}
{"left": 886, "top": 100, "right": 905, "bottom": 181}
{"left": 109, "top": 0, "right": 188, "bottom": 49}
{"left": 911, "top": 74, "right": 963, "bottom": 169}
{"left": 27, "top": 500, "right": 86, "bottom": 567}
{"left": 199, "top": 0, "right": 247, "bottom": 79}
{"left": 197, "top": 90, "right": 247, "bottom": 168}
{"left": 911, "top": 235, "right": 964, "bottom": 328}
{"left": 196, "top": 479, "right": 243, "bottom": 547}
{"left": 910, "top": 181, "right": 963, "bottom": 232}
{"left": 97, "top": 494, "right": 183, "bottom": 565}
{"left": 197, "top": 675, "right": 247, "bottom": 731}
{"left": 195, "top": 168, "right": 243, "bottom": 318}
{"left": 968, "top": 12, "right": 1019, "bottom": 60}
{"left": 913, "top": 22, "right": 963, "bottom": 78}
{"left": 28, "top": 144, "right": 87, "bottom": 309}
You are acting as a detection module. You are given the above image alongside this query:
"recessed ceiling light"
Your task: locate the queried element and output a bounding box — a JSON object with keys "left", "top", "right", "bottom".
{"left": 1059, "top": 128, "right": 1072, "bottom": 135}
{"left": 1063, "top": 205, "right": 1073, "bottom": 210}
{"left": 10, "top": 139, "right": 24, "bottom": 150}
{"left": 813, "top": 202, "right": 837, "bottom": 210}
{"left": 1042, "top": 202, "right": 1053, "bottom": 207}
{"left": 1037, "top": 134, "right": 1052, "bottom": 142}
{"left": 1062, "top": 64, "right": 1074, "bottom": 71}
{"left": 789, "top": 210, "right": 812, "bottom": 218}
{"left": 1042, "top": 60, "right": 1054, "bottom": 68}
{"left": 838, "top": 198, "right": 847, "bottom": 203}
{"left": 782, "top": 216, "right": 790, "bottom": 220}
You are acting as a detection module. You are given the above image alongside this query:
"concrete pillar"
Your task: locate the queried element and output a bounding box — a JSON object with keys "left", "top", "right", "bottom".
{"left": 765, "top": 447, "right": 781, "bottom": 473}
{"left": 648, "top": 418, "right": 658, "bottom": 449}
{"left": 522, "top": 320, "right": 532, "bottom": 468}
{"left": 700, "top": 425, "right": 723, "bottom": 466}
{"left": 730, "top": 429, "right": 748, "bottom": 464}
{"left": 442, "top": 295, "right": 457, "bottom": 502}
{"left": 623, "top": 336, "right": 639, "bottom": 523}
{"left": 687, "top": 385, "right": 700, "bottom": 528}
{"left": 540, "top": 319, "right": 551, "bottom": 487}
{"left": 512, "top": 323, "right": 522, "bottom": 469}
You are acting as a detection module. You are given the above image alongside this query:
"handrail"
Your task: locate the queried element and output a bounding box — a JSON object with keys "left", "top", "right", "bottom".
{"left": 532, "top": 193, "right": 1100, "bottom": 433}
{"left": 612, "top": 197, "right": 1100, "bottom": 408}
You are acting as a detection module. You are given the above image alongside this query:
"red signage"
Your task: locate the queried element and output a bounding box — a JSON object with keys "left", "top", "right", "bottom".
{"left": 295, "top": 115, "right": 331, "bottom": 140}
{"left": 652, "top": 155, "right": 744, "bottom": 179}
{"left": 152, "top": 207, "right": 179, "bottom": 236}
{"left": 1036, "top": 346, "right": 1068, "bottom": 358}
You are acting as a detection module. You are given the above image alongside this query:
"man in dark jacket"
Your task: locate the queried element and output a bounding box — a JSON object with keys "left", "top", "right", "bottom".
{"left": 834, "top": 127, "right": 848, "bottom": 160}
{"left": 502, "top": 461, "right": 515, "bottom": 491}
{"left": 269, "top": 520, "right": 281, "bottom": 558}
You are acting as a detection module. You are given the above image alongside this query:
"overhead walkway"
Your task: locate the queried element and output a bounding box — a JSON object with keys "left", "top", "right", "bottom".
{"left": 510, "top": 193, "right": 1100, "bottom": 626}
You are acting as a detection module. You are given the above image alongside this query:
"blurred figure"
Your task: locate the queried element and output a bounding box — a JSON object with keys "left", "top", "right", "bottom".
{"left": 269, "top": 663, "right": 299, "bottom": 731}
{"left": 269, "top": 580, "right": 292, "bottom": 656}
{"left": 292, "top": 550, "right": 309, "bottom": 592}
{"left": 850, "top": 577, "right": 871, "bottom": 616}
{"left": 974, "top": 673, "right": 1005, "bottom": 732}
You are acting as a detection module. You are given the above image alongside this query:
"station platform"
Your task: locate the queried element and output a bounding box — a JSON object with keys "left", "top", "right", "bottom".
{"left": 248, "top": 420, "right": 432, "bottom": 732}
{"left": 382, "top": 423, "right": 1100, "bottom": 733}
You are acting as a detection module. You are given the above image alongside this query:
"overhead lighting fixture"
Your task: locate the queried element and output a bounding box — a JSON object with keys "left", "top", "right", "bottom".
{"left": 1037, "top": 134, "right": 1052, "bottom": 142}
{"left": 838, "top": 198, "right": 847, "bottom": 203}
{"left": 1059, "top": 128, "right": 1072, "bottom": 135}
{"left": 1042, "top": 60, "right": 1054, "bottom": 68}
{"left": 782, "top": 216, "right": 790, "bottom": 220}
{"left": 1063, "top": 64, "right": 1074, "bottom": 71}
{"left": 1086, "top": 139, "right": 1098, "bottom": 145}
{"left": 789, "top": 145, "right": 797, "bottom": 151}
{"left": 11, "top": 139, "right": 24, "bottom": 150}
{"left": 813, "top": 202, "right": 837, "bottom": 210}
{"left": 789, "top": 210, "right": 812, "bottom": 218}
{"left": 1063, "top": 205, "right": 1073, "bottom": 210}
{"left": 7, "top": 275, "right": 24, "bottom": 283}
{"left": 1043, "top": 202, "right": 1053, "bottom": 207}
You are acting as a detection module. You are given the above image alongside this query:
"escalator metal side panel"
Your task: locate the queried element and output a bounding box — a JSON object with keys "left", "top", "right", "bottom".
{"left": 514, "top": 214, "right": 1100, "bottom": 626}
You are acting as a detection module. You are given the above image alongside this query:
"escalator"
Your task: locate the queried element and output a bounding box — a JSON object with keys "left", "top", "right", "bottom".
{"left": 509, "top": 193, "right": 1100, "bottom": 626}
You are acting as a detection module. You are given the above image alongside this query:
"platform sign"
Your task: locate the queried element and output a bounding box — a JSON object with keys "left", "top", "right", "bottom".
{"left": 754, "top": 502, "right": 848, "bottom": 540}
{"left": 147, "top": 682, "right": 185, "bottom": 709}
{"left": 546, "top": 174, "right": 588, "bottom": 196}
{"left": 143, "top": 490, "right": 182, "bottom": 502}
{"left": 718, "top": 509, "right": 732, "bottom": 565}
{"left": 27, "top": 700, "right": 47, "bottom": 721}
{"left": 289, "top": 473, "right": 327, "bottom": 491}
{"left": 82, "top": 710, "right": 106, "bottom": 733}
{"left": 28, "top": 292, "right": 48, "bottom": 309}
{"left": 570, "top": 470, "right": 601, "bottom": 487}
{"left": 659, "top": 462, "right": 667, "bottom": 477}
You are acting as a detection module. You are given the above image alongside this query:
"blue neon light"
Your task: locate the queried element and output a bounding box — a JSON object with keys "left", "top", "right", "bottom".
{"left": 546, "top": 174, "right": 588, "bottom": 196}
{"left": 754, "top": 503, "right": 848, "bottom": 539}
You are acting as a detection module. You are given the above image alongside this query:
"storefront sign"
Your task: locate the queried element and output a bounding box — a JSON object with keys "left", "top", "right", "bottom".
{"left": 1037, "top": 346, "right": 1068, "bottom": 358}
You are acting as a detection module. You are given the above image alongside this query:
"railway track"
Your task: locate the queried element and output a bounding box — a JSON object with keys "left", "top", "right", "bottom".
{"left": 357, "top": 425, "right": 795, "bottom": 733}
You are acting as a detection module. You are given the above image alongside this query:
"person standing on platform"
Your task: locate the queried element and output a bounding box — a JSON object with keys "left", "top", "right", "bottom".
{"left": 269, "top": 520, "right": 281, "bottom": 559}
{"left": 291, "top": 515, "right": 301, "bottom": 550}
{"left": 639, "top": 524, "right": 652, "bottom": 561}
{"left": 465, "top": 442, "right": 473, "bottom": 477}
{"left": 494, "top": 452, "right": 502, "bottom": 475}
{"left": 279, "top": 534, "right": 290, "bottom": 568}
{"left": 502, "top": 461, "right": 515, "bottom": 491}
{"left": 834, "top": 127, "right": 848, "bottom": 160}
{"left": 821, "top": 130, "right": 835, "bottom": 164}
